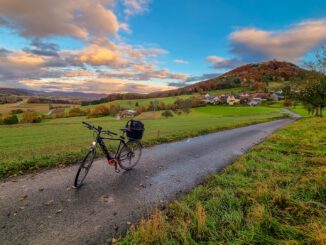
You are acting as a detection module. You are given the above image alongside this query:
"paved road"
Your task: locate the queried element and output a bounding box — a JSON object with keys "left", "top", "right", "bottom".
{"left": 0, "top": 118, "right": 297, "bottom": 244}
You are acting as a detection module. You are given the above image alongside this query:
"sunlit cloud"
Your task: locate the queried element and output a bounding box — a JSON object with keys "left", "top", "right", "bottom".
{"left": 207, "top": 19, "right": 326, "bottom": 70}
{"left": 0, "top": 0, "right": 118, "bottom": 39}
{"left": 0, "top": 0, "right": 188, "bottom": 94}
{"left": 20, "top": 77, "right": 175, "bottom": 94}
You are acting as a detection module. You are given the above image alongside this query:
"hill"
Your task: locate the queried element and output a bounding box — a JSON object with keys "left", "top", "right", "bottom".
{"left": 84, "top": 60, "right": 305, "bottom": 105}
{"left": 184, "top": 60, "right": 303, "bottom": 92}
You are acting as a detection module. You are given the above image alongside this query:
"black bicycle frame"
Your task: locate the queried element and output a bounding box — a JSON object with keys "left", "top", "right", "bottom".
{"left": 96, "top": 133, "right": 127, "bottom": 160}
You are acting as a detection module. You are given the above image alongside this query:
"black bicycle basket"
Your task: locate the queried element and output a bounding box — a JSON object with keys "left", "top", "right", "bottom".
{"left": 125, "top": 120, "right": 144, "bottom": 140}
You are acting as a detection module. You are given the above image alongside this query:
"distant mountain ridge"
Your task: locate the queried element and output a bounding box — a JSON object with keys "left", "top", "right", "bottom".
{"left": 0, "top": 88, "right": 107, "bottom": 100}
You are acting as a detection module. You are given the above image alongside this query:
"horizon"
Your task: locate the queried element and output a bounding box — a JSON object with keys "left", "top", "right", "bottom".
{"left": 1, "top": 0, "right": 326, "bottom": 94}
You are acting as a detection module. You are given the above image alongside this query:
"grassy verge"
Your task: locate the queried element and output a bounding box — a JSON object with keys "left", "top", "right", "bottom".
{"left": 0, "top": 106, "right": 287, "bottom": 178}
{"left": 119, "top": 117, "right": 326, "bottom": 244}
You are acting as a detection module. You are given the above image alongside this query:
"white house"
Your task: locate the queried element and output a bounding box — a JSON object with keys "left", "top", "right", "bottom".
{"left": 120, "top": 109, "right": 137, "bottom": 118}
{"left": 248, "top": 97, "right": 262, "bottom": 106}
{"left": 227, "top": 95, "right": 240, "bottom": 105}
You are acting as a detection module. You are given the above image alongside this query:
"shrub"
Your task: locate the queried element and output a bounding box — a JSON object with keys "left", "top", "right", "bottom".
{"left": 108, "top": 104, "right": 121, "bottom": 116}
{"left": 283, "top": 99, "right": 292, "bottom": 107}
{"left": 11, "top": 109, "right": 23, "bottom": 114}
{"left": 3, "top": 114, "right": 19, "bottom": 125}
{"left": 68, "top": 107, "right": 85, "bottom": 117}
{"left": 21, "top": 111, "right": 42, "bottom": 123}
{"left": 87, "top": 105, "right": 110, "bottom": 118}
{"left": 161, "top": 110, "right": 173, "bottom": 118}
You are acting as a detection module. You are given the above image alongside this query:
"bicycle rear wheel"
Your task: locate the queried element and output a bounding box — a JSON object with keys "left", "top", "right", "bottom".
{"left": 118, "top": 140, "right": 142, "bottom": 170}
{"left": 74, "top": 150, "right": 96, "bottom": 188}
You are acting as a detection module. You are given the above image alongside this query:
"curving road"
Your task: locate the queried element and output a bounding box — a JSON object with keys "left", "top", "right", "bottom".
{"left": 0, "top": 118, "right": 298, "bottom": 244}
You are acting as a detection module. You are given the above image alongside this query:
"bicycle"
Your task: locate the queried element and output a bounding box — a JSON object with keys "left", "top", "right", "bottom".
{"left": 74, "top": 120, "right": 144, "bottom": 188}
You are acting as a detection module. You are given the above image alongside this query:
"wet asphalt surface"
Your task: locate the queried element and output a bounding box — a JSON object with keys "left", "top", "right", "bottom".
{"left": 0, "top": 118, "right": 296, "bottom": 244}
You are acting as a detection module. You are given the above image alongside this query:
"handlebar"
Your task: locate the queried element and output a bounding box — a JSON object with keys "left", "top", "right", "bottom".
{"left": 82, "top": 122, "right": 117, "bottom": 136}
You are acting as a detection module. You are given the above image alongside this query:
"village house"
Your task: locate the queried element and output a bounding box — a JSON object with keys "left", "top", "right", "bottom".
{"left": 271, "top": 92, "right": 284, "bottom": 100}
{"left": 226, "top": 95, "right": 241, "bottom": 105}
{"left": 119, "top": 109, "right": 137, "bottom": 118}
{"left": 248, "top": 97, "right": 262, "bottom": 106}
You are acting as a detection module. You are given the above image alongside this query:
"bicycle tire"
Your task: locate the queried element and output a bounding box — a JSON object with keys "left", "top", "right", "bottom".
{"left": 118, "top": 140, "right": 142, "bottom": 170}
{"left": 74, "top": 149, "right": 96, "bottom": 188}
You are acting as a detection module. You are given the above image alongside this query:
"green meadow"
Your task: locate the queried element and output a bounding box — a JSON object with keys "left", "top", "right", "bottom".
{"left": 0, "top": 105, "right": 286, "bottom": 177}
{"left": 120, "top": 117, "right": 326, "bottom": 244}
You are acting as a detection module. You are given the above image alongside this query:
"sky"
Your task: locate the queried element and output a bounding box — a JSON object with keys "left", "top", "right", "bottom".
{"left": 0, "top": 0, "right": 326, "bottom": 94}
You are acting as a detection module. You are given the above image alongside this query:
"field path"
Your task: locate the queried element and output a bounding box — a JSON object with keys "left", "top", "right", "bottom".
{"left": 0, "top": 118, "right": 298, "bottom": 244}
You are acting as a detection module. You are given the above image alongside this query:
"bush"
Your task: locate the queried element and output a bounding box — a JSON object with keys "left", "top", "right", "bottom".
{"left": 3, "top": 114, "right": 19, "bottom": 125}
{"left": 87, "top": 105, "right": 110, "bottom": 118}
{"left": 21, "top": 111, "right": 42, "bottom": 123}
{"left": 11, "top": 109, "right": 23, "bottom": 114}
{"left": 68, "top": 107, "right": 85, "bottom": 117}
{"left": 161, "top": 110, "right": 173, "bottom": 118}
{"left": 283, "top": 99, "right": 292, "bottom": 107}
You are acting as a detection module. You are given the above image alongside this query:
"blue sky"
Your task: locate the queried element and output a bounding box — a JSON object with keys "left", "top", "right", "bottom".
{"left": 0, "top": 0, "right": 326, "bottom": 93}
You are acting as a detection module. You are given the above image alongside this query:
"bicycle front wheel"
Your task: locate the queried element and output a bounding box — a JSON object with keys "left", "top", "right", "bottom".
{"left": 118, "top": 140, "right": 142, "bottom": 170}
{"left": 74, "top": 149, "right": 96, "bottom": 188}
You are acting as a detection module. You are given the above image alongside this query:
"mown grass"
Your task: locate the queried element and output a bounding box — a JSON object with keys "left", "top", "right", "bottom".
{"left": 0, "top": 106, "right": 286, "bottom": 177}
{"left": 119, "top": 117, "right": 326, "bottom": 244}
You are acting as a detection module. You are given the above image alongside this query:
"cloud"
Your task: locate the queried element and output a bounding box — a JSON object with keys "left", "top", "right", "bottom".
{"left": 185, "top": 73, "right": 220, "bottom": 83}
{"left": 24, "top": 39, "right": 59, "bottom": 57}
{"left": 73, "top": 43, "right": 127, "bottom": 67}
{"left": 173, "top": 59, "right": 189, "bottom": 64}
{"left": 168, "top": 73, "right": 220, "bottom": 87}
{"left": 0, "top": 0, "right": 187, "bottom": 94}
{"left": 0, "top": 43, "right": 187, "bottom": 93}
{"left": 207, "top": 19, "right": 326, "bottom": 70}
{"left": 99, "top": 68, "right": 188, "bottom": 81}
{"left": 206, "top": 56, "right": 243, "bottom": 69}
{"left": 123, "top": 0, "right": 149, "bottom": 17}
{"left": 230, "top": 20, "right": 326, "bottom": 62}
{"left": 19, "top": 77, "right": 173, "bottom": 94}
{"left": 0, "top": 0, "right": 118, "bottom": 38}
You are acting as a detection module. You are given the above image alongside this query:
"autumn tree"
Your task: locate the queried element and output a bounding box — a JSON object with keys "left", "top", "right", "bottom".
{"left": 22, "top": 110, "right": 42, "bottom": 123}
{"left": 299, "top": 78, "right": 326, "bottom": 117}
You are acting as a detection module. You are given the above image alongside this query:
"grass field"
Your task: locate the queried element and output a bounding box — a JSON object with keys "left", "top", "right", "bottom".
{"left": 119, "top": 117, "right": 326, "bottom": 244}
{"left": 0, "top": 102, "right": 48, "bottom": 115}
{"left": 0, "top": 105, "right": 287, "bottom": 177}
{"left": 80, "top": 94, "right": 197, "bottom": 111}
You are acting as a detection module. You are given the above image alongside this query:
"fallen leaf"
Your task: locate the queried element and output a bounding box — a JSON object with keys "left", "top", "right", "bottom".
{"left": 55, "top": 209, "right": 63, "bottom": 214}
{"left": 127, "top": 221, "right": 132, "bottom": 225}
{"left": 18, "top": 195, "right": 28, "bottom": 201}
{"left": 112, "top": 238, "right": 117, "bottom": 244}
{"left": 39, "top": 188, "right": 44, "bottom": 192}
{"left": 19, "top": 206, "right": 25, "bottom": 210}
{"left": 45, "top": 199, "right": 54, "bottom": 206}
